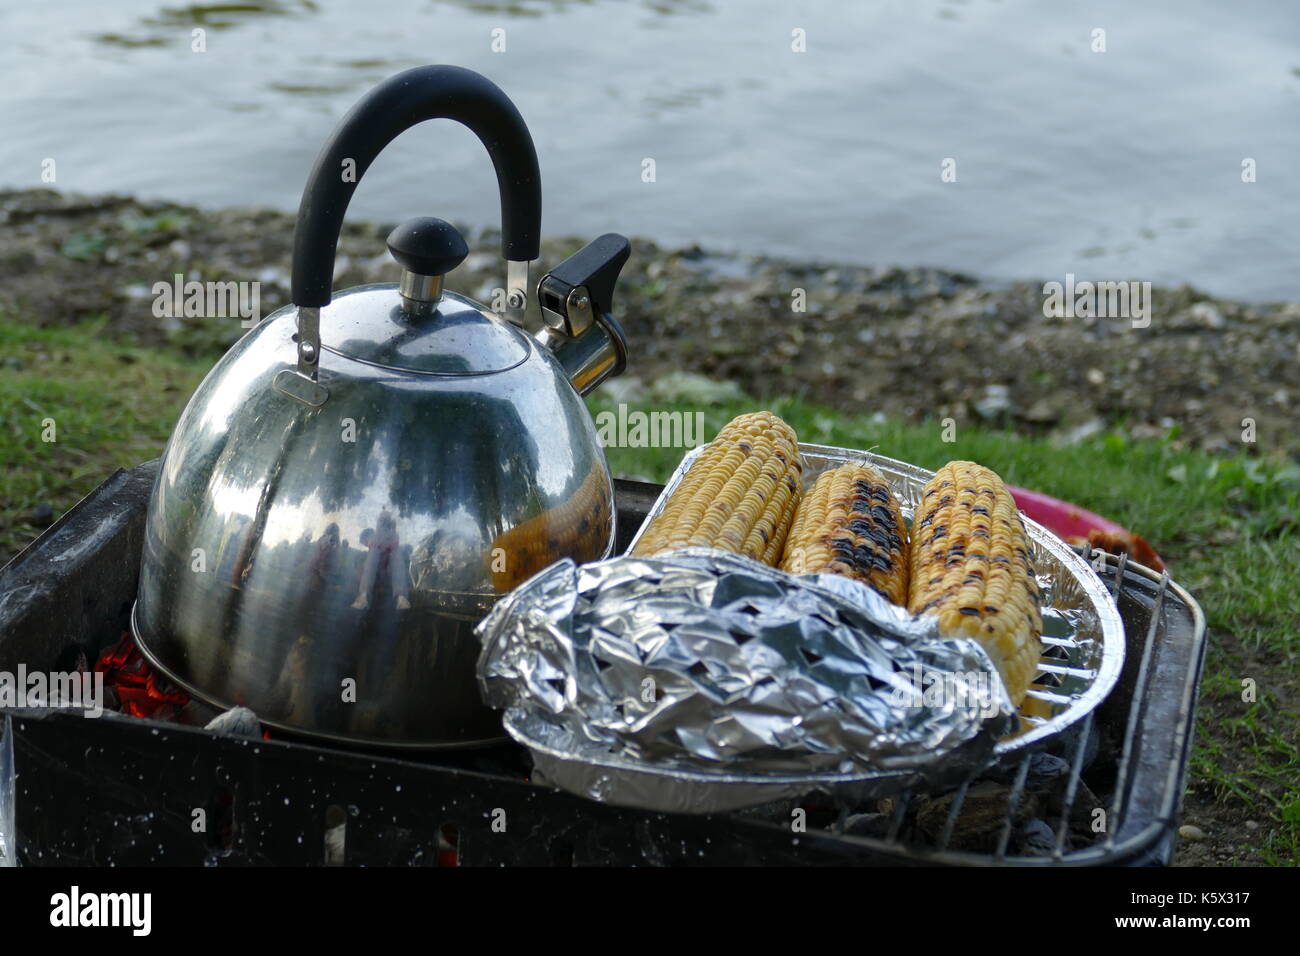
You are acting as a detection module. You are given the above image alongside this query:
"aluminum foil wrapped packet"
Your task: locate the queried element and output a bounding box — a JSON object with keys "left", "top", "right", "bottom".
{"left": 476, "top": 548, "right": 1016, "bottom": 811}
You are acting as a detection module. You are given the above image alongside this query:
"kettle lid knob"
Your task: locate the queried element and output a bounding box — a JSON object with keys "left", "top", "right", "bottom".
{"left": 387, "top": 217, "right": 469, "bottom": 313}
{"left": 387, "top": 217, "right": 469, "bottom": 277}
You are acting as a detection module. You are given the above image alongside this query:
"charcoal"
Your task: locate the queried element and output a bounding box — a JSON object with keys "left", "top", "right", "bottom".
{"left": 914, "top": 782, "right": 1038, "bottom": 853}
{"left": 1064, "top": 780, "right": 1108, "bottom": 838}
{"left": 985, "top": 751, "right": 1070, "bottom": 788}
{"left": 1018, "top": 818, "right": 1057, "bottom": 856}
{"left": 1024, "top": 753, "right": 1071, "bottom": 788}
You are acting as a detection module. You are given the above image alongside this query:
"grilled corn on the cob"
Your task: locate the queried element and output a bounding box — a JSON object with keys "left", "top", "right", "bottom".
{"left": 779, "top": 464, "right": 910, "bottom": 606}
{"left": 632, "top": 411, "right": 803, "bottom": 564}
{"left": 907, "top": 460, "right": 1042, "bottom": 705}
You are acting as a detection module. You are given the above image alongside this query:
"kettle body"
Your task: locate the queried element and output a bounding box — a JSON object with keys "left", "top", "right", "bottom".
{"left": 132, "top": 66, "right": 630, "bottom": 747}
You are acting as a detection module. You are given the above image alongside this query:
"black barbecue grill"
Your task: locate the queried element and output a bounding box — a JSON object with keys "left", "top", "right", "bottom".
{"left": 0, "top": 462, "right": 1206, "bottom": 866}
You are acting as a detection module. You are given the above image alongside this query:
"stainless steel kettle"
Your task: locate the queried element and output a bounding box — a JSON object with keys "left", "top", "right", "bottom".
{"left": 132, "top": 65, "right": 631, "bottom": 747}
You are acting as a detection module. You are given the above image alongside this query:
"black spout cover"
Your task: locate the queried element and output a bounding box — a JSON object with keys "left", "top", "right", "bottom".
{"left": 549, "top": 234, "right": 631, "bottom": 317}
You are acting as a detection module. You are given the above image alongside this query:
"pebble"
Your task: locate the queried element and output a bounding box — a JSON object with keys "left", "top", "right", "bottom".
{"left": 256, "top": 266, "right": 290, "bottom": 287}
{"left": 204, "top": 705, "right": 261, "bottom": 737}
{"left": 1179, "top": 824, "right": 1207, "bottom": 841}
{"left": 973, "top": 383, "right": 1012, "bottom": 418}
{"left": 1245, "top": 820, "right": 1259, "bottom": 830}
{"left": 1056, "top": 418, "right": 1106, "bottom": 446}
{"left": 1023, "top": 396, "right": 1065, "bottom": 423}
{"left": 24, "top": 503, "right": 55, "bottom": 527}
{"left": 1190, "top": 301, "right": 1226, "bottom": 329}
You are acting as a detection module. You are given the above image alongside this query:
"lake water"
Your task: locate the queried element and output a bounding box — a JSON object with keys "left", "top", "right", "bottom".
{"left": 4, "top": 0, "right": 1299, "bottom": 301}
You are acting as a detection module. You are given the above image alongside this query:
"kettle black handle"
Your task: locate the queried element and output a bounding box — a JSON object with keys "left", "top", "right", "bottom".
{"left": 291, "top": 65, "right": 542, "bottom": 308}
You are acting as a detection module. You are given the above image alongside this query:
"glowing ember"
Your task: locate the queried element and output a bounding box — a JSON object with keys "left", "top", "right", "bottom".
{"left": 95, "top": 632, "right": 189, "bottom": 720}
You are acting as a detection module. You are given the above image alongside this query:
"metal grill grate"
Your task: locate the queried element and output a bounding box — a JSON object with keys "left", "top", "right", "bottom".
{"left": 807, "top": 552, "right": 1202, "bottom": 864}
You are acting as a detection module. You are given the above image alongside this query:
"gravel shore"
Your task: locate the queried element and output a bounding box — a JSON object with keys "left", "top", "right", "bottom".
{"left": 3, "top": 188, "right": 1297, "bottom": 456}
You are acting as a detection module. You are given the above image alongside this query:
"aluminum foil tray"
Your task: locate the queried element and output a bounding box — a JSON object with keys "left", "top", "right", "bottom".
{"left": 505, "top": 709, "right": 998, "bottom": 815}
{"left": 625, "top": 442, "right": 1127, "bottom": 757}
{"left": 480, "top": 545, "right": 1023, "bottom": 813}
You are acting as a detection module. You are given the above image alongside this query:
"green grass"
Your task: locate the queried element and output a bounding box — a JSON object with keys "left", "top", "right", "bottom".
{"left": 0, "top": 315, "right": 209, "bottom": 557}
{"left": 0, "top": 317, "right": 1295, "bottom": 863}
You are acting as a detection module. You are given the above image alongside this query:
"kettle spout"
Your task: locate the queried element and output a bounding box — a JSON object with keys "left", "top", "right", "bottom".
{"left": 536, "top": 314, "right": 628, "bottom": 396}
{"left": 533, "top": 234, "right": 630, "bottom": 396}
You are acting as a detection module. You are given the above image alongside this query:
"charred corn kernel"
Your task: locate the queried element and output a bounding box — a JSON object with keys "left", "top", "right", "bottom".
{"left": 632, "top": 412, "right": 803, "bottom": 563}
{"left": 907, "top": 461, "right": 1043, "bottom": 705}
{"left": 490, "top": 463, "right": 612, "bottom": 592}
{"left": 779, "top": 464, "right": 910, "bottom": 607}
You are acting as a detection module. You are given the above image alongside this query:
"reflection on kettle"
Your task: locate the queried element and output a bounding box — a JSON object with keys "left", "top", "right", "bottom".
{"left": 273, "top": 634, "right": 315, "bottom": 728}
{"left": 309, "top": 522, "right": 342, "bottom": 583}
{"left": 489, "top": 460, "right": 612, "bottom": 593}
{"left": 351, "top": 510, "right": 411, "bottom": 612}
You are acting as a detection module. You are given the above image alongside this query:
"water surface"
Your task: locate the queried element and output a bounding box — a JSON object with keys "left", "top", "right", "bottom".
{"left": 3, "top": 0, "right": 1298, "bottom": 300}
